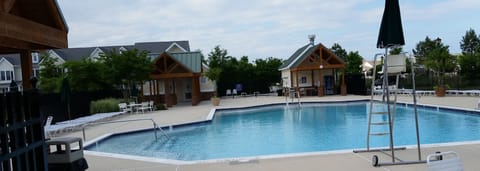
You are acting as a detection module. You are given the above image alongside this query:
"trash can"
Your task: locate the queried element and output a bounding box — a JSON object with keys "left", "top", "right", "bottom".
{"left": 46, "top": 137, "right": 88, "bottom": 171}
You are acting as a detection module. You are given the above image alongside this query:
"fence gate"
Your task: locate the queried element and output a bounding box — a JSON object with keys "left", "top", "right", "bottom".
{"left": 0, "top": 89, "right": 47, "bottom": 171}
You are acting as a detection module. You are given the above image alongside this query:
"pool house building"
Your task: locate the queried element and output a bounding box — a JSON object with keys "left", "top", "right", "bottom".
{"left": 279, "top": 39, "right": 347, "bottom": 97}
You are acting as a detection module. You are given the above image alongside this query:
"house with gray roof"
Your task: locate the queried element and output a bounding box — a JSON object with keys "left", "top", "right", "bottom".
{"left": 1, "top": 41, "right": 215, "bottom": 106}
{"left": 0, "top": 52, "right": 41, "bottom": 92}
{"left": 279, "top": 38, "right": 347, "bottom": 96}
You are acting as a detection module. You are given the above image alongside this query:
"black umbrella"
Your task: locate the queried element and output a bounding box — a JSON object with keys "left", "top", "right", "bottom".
{"left": 377, "top": 0, "right": 405, "bottom": 48}
{"left": 374, "top": 0, "right": 422, "bottom": 165}
{"left": 60, "top": 77, "right": 72, "bottom": 120}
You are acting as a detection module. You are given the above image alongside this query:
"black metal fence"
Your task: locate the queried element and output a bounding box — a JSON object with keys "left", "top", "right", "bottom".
{"left": 1, "top": 89, "right": 47, "bottom": 171}
{"left": 40, "top": 90, "right": 122, "bottom": 123}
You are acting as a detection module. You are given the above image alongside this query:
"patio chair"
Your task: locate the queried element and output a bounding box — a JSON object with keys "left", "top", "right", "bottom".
{"left": 137, "top": 102, "right": 152, "bottom": 113}
{"left": 232, "top": 89, "right": 237, "bottom": 98}
{"left": 226, "top": 89, "right": 232, "bottom": 96}
{"left": 118, "top": 103, "right": 132, "bottom": 113}
{"left": 427, "top": 151, "right": 463, "bottom": 171}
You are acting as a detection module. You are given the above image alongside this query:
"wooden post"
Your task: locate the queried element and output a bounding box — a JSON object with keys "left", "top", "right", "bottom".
{"left": 20, "top": 50, "right": 33, "bottom": 90}
{"left": 191, "top": 76, "right": 201, "bottom": 106}
{"left": 165, "top": 78, "right": 172, "bottom": 107}
{"left": 318, "top": 69, "right": 324, "bottom": 97}
{"left": 341, "top": 69, "right": 347, "bottom": 96}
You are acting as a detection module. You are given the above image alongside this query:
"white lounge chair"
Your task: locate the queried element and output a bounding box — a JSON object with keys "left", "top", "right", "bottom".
{"left": 226, "top": 89, "right": 232, "bottom": 96}
{"left": 44, "top": 116, "right": 54, "bottom": 139}
{"left": 427, "top": 151, "right": 463, "bottom": 171}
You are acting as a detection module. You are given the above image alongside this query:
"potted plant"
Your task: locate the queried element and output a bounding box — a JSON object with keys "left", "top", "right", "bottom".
{"left": 204, "top": 67, "right": 221, "bottom": 106}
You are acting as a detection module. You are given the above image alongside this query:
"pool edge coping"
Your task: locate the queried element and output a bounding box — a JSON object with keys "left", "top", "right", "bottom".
{"left": 83, "top": 98, "right": 480, "bottom": 165}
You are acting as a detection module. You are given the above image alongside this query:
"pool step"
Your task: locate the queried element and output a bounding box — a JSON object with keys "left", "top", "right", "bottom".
{"left": 370, "top": 132, "right": 390, "bottom": 136}
{"left": 371, "top": 111, "right": 389, "bottom": 115}
{"left": 370, "top": 122, "right": 389, "bottom": 125}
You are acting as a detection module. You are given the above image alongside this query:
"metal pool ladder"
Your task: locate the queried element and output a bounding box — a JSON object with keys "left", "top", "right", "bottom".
{"left": 81, "top": 118, "right": 170, "bottom": 141}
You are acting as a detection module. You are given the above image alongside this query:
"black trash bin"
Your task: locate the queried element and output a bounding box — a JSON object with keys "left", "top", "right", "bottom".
{"left": 46, "top": 137, "right": 89, "bottom": 171}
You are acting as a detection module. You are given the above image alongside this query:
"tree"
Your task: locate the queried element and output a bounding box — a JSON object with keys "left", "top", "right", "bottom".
{"left": 63, "top": 58, "right": 110, "bottom": 91}
{"left": 458, "top": 29, "right": 480, "bottom": 80}
{"left": 460, "top": 28, "right": 480, "bottom": 55}
{"left": 389, "top": 47, "right": 403, "bottom": 55}
{"left": 253, "top": 57, "right": 283, "bottom": 93}
{"left": 413, "top": 36, "right": 440, "bottom": 65}
{"left": 99, "top": 49, "right": 153, "bottom": 98}
{"left": 344, "top": 51, "right": 364, "bottom": 74}
{"left": 204, "top": 45, "right": 230, "bottom": 96}
{"left": 330, "top": 43, "right": 347, "bottom": 60}
{"left": 422, "top": 39, "right": 456, "bottom": 87}
{"left": 39, "top": 52, "right": 63, "bottom": 92}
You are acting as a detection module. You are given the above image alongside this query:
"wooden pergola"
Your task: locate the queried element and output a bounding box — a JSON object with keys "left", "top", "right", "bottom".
{"left": 0, "top": 1, "right": 68, "bottom": 170}
{"left": 0, "top": 0, "right": 68, "bottom": 89}
{"left": 289, "top": 44, "right": 347, "bottom": 96}
{"left": 148, "top": 52, "right": 201, "bottom": 107}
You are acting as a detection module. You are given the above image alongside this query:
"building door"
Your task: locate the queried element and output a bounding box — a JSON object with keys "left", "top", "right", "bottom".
{"left": 324, "top": 75, "right": 334, "bottom": 95}
{"left": 184, "top": 79, "right": 192, "bottom": 100}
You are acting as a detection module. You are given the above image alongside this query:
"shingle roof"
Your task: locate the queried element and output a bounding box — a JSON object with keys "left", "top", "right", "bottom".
{"left": 52, "top": 47, "right": 96, "bottom": 61}
{"left": 168, "top": 52, "right": 203, "bottom": 73}
{"left": 0, "top": 54, "right": 21, "bottom": 65}
{"left": 52, "top": 41, "right": 190, "bottom": 61}
{"left": 134, "top": 41, "right": 190, "bottom": 53}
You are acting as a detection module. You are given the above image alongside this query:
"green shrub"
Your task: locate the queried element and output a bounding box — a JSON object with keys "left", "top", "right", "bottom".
{"left": 90, "top": 98, "right": 122, "bottom": 114}
{"left": 156, "top": 103, "right": 167, "bottom": 110}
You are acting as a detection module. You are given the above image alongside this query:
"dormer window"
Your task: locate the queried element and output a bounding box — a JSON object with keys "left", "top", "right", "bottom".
{"left": 32, "top": 52, "right": 39, "bottom": 63}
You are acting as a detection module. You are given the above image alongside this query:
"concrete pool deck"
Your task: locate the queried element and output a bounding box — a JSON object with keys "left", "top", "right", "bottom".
{"left": 57, "top": 95, "right": 480, "bottom": 171}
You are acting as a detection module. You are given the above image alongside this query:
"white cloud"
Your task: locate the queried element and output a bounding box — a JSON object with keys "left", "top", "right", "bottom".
{"left": 57, "top": 0, "right": 480, "bottom": 60}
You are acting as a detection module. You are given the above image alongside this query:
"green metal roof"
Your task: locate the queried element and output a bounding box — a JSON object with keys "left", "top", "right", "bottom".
{"left": 168, "top": 51, "right": 203, "bottom": 73}
{"left": 279, "top": 43, "right": 344, "bottom": 71}
{"left": 279, "top": 44, "right": 315, "bottom": 70}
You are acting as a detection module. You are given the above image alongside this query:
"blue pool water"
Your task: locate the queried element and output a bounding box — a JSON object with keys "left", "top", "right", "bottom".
{"left": 86, "top": 102, "right": 480, "bottom": 161}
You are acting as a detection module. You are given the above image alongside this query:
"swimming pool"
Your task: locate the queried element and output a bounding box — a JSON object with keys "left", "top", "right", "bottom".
{"left": 85, "top": 101, "right": 480, "bottom": 161}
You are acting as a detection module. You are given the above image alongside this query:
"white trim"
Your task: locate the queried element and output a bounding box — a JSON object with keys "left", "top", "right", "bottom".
{"left": 279, "top": 44, "right": 313, "bottom": 71}
{"left": 47, "top": 50, "right": 66, "bottom": 64}
{"left": 0, "top": 58, "right": 14, "bottom": 68}
{"left": 89, "top": 47, "right": 104, "bottom": 60}
{"left": 165, "top": 42, "right": 187, "bottom": 52}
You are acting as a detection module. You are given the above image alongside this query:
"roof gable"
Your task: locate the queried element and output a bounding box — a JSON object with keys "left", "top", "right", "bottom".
{"left": 152, "top": 51, "right": 203, "bottom": 74}
{"left": 169, "top": 52, "right": 202, "bottom": 73}
{"left": 279, "top": 43, "right": 344, "bottom": 71}
{"left": 0, "top": 55, "right": 20, "bottom": 66}
{"left": 0, "top": 57, "right": 15, "bottom": 68}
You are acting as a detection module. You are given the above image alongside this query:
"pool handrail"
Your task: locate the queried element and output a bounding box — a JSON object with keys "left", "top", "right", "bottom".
{"left": 81, "top": 118, "right": 170, "bottom": 141}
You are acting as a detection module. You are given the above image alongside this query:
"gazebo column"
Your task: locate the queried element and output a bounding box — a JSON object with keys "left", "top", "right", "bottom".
{"left": 20, "top": 50, "right": 33, "bottom": 90}
{"left": 191, "top": 76, "right": 201, "bottom": 106}
{"left": 295, "top": 70, "right": 300, "bottom": 97}
{"left": 318, "top": 69, "right": 324, "bottom": 97}
{"left": 164, "top": 78, "right": 172, "bottom": 107}
{"left": 341, "top": 69, "right": 347, "bottom": 96}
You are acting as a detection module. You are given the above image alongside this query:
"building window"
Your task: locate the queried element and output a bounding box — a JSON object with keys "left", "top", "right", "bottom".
{"left": 300, "top": 76, "right": 307, "bottom": 84}
{"left": 32, "top": 52, "right": 39, "bottom": 63}
{"left": 33, "top": 68, "right": 40, "bottom": 78}
{"left": 0, "top": 70, "right": 13, "bottom": 81}
{"left": 0, "top": 71, "right": 5, "bottom": 80}
{"left": 200, "top": 76, "right": 207, "bottom": 83}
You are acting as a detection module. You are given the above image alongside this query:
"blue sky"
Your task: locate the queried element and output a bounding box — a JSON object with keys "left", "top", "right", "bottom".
{"left": 57, "top": 0, "right": 480, "bottom": 61}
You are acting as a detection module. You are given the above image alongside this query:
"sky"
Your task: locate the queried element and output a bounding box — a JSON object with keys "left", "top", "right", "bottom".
{"left": 56, "top": 0, "right": 480, "bottom": 61}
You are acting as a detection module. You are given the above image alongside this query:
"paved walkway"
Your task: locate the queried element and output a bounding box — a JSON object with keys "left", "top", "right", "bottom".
{"left": 57, "top": 95, "right": 480, "bottom": 171}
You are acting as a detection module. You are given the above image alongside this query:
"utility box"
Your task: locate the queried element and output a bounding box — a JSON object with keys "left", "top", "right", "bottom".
{"left": 46, "top": 137, "right": 88, "bottom": 171}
